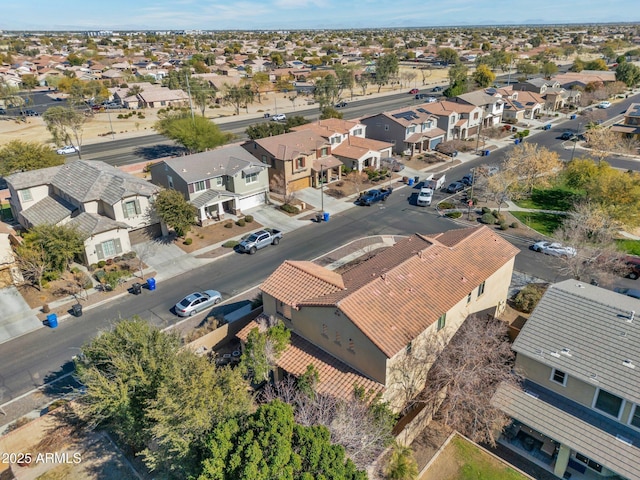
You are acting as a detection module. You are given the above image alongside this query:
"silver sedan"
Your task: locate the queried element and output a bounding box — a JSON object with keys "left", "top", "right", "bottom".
{"left": 174, "top": 290, "right": 222, "bottom": 317}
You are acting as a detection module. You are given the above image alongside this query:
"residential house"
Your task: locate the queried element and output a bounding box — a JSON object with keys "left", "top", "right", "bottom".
{"left": 452, "top": 90, "right": 504, "bottom": 129}
{"left": 423, "top": 100, "right": 484, "bottom": 142}
{"left": 6, "top": 161, "right": 160, "bottom": 266}
{"left": 360, "top": 106, "right": 446, "bottom": 155}
{"left": 487, "top": 86, "right": 545, "bottom": 121}
{"left": 242, "top": 130, "right": 343, "bottom": 192}
{"left": 551, "top": 70, "right": 617, "bottom": 90}
{"left": 291, "top": 118, "right": 393, "bottom": 173}
{"left": 150, "top": 145, "right": 270, "bottom": 225}
{"left": 512, "top": 78, "right": 581, "bottom": 110}
{"left": 494, "top": 280, "right": 640, "bottom": 480}
{"left": 610, "top": 103, "right": 640, "bottom": 138}
{"left": 238, "top": 225, "right": 519, "bottom": 409}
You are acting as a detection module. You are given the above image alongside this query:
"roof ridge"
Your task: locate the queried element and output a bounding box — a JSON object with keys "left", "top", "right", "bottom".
{"left": 286, "top": 260, "right": 345, "bottom": 289}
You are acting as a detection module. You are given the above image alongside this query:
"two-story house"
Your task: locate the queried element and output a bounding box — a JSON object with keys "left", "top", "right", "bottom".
{"left": 242, "top": 130, "right": 343, "bottom": 192}
{"left": 510, "top": 79, "right": 579, "bottom": 111}
{"left": 611, "top": 103, "right": 640, "bottom": 139}
{"left": 149, "top": 145, "right": 270, "bottom": 225}
{"left": 494, "top": 280, "right": 640, "bottom": 480}
{"left": 487, "top": 86, "right": 545, "bottom": 122}
{"left": 452, "top": 90, "right": 505, "bottom": 131}
{"left": 238, "top": 225, "right": 519, "bottom": 411}
{"left": 360, "top": 106, "right": 446, "bottom": 155}
{"left": 6, "top": 161, "right": 160, "bottom": 266}
{"left": 290, "top": 118, "right": 393, "bottom": 172}
{"left": 422, "top": 100, "right": 484, "bottom": 142}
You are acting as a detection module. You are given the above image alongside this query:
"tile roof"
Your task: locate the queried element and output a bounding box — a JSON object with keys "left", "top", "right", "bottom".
{"left": 20, "top": 194, "right": 76, "bottom": 226}
{"left": 425, "top": 99, "right": 476, "bottom": 115}
{"left": 252, "top": 131, "right": 329, "bottom": 160}
{"left": 311, "top": 155, "right": 343, "bottom": 172}
{"left": 263, "top": 226, "right": 518, "bottom": 358}
{"left": 291, "top": 118, "right": 359, "bottom": 137}
{"left": 159, "top": 145, "right": 267, "bottom": 184}
{"left": 66, "top": 212, "right": 130, "bottom": 239}
{"left": 237, "top": 317, "right": 383, "bottom": 400}
{"left": 512, "top": 280, "right": 640, "bottom": 405}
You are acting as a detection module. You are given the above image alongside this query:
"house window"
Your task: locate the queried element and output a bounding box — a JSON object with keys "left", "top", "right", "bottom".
{"left": 437, "top": 313, "right": 446, "bottom": 331}
{"left": 348, "top": 338, "right": 355, "bottom": 351}
{"left": 214, "top": 177, "right": 223, "bottom": 187}
{"left": 630, "top": 405, "right": 640, "bottom": 429}
{"left": 593, "top": 388, "right": 623, "bottom": 418}
{"left": 575, "top": 453, "right": 603, "bottom": 473}
{"left": 296, "top": 157, "right": 305, "bottom": 169}
{"left": 322, "top": 323, "right": 328, "bottom": 337}
{"left": 123, "top": 199, "right": 141, "bottom": 218}
{"left": 276, "top": 300, "right": 292, "bottom": 320}
{"left": 167, "top": 175, "right": 174, "bottom": 189}
{"left": 245, "top": 173, "right": 258, "bottom": 185}
{"left": 95, "top": 238, "right": 123, "bottom": 260}
{"left": 261, "top": 154, "right": 267, "bottom": 163}
{"left": 551, "top": 369, "right": 567, "bottom": 386}
{"left": 353, "top": 128, "right": 362, "bottom": 136}
{"left": 474, "top": 112, "right": 479, "bottom": 120}
{"left": 20, "top": 189, "right": 33, "bottom": 202}
{"left": 467, "top": 292, "right": 472, "bottom": 304}
{"left": 194, "top": 180, "right": 206, "bottom": 192}
{"left": 320, "top": 147, "right": 328, "bottom": 157}
{"left": 478, "top": 281, "right": 486, "bottom": 296}
{"left": 335, "top": 331, "right": 341, "bottom": 344}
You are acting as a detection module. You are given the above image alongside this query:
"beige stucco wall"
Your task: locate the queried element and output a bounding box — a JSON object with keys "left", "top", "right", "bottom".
{"left": 84, "top": 229, "right": 132, "bottom": 265}
{"left": 11, "top": 184, "right": 50, "bottom": 219}
{"left": 226, "top": 168, "right": 270, "bottom": 196}
{"left": 111, "top": 195, "right": 155, "bottom": 229}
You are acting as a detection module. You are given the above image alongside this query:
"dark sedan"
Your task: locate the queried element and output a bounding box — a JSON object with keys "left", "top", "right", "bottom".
{"left": 446, "top": 182, "right": 465, "bottom": 194}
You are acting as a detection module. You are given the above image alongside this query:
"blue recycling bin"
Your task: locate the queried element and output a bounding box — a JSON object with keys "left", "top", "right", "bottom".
{"left": 408, "top": 178, "right": 415, "bottom": 186}
{"left": 147, "top": 277, "right": 156, "bottom": 291}
{"left": 570, "top": 114, "right": 577, "bottom": 120}
{"left": 484, "top": 150, "right": 490, "bottom": 156}
{"left": 323, "top": 212, "right": 330, "bottom": 222}
{"left": 514, "top": 138, "right": 520, "bottom": 145}
{"left": 47, "top": 313, "right": 58, "bottom": 328}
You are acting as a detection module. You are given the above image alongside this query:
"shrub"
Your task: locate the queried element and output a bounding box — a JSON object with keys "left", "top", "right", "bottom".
{"left": 224, "top": 221, "right": 233, "bottom": 228}
{"left": 244, "top": 215, "right": 254, "bottom": 223}
{"left": 183, "top": 238, "right": 193, "bottom": 245}
{"left": 481, "top": 206, "right": 491, "bottom": 214}
{"left": 480, "top": 213, "right": 497, "bottom": 224}
{"left": 5, "top": 417, "right": 31, "bottom": 433}
{"left": 76, "top": 271, "right": 93, "bottom": 289}
{"left": 89, "top": 263, "right": 98, "bottom": 271}
{"left": 280, "top": 203, "right": 299, "bottom": 214}
{"left": 97, "top": 260, "right": 106, "bottom": 268}
{"left": 235, "top": 219, "right": 246, "bottom": 227}
{"left": 498, "top": 222, "right": 509, "bottom": 230}
{"left": 94, "top": 269, "right": 106, "bottom": 282}
{"left": 514, "top": 283, "right": 549, "bottom": 313}
{"left": 445, "top": 211, "right": 462, "bottom": 219}
{"left": 251, "top": 293, "right": 264, "bottom": 309}
{"left": 106, "top": 258, "right": 113, "bottom": 266}
{"left": 222, "top": 240, "right": 239, "bottom": 248}
{"left": 510, "top": 221, "right": 519, "bottom": 228}
{"left": 123, "top": 251, "right": 136, "bottom": 259}
{"left": 438, "top": 201, "right": 455, "bottom": 210}
{"left": 113, "top": 256, "right": 122, "bottom": 263}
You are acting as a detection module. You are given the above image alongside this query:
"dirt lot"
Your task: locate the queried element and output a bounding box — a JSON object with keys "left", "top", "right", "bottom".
{"left": 175, "top": 219, "right": 264, "bottom": 254}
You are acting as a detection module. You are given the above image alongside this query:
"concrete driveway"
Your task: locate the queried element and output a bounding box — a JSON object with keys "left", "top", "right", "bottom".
{"left": 0, "top": 286, "right": 42, "bottom": 344}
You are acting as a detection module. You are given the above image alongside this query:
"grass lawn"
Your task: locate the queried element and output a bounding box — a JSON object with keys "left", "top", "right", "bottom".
{"left": 0, "top": 204, "right": 12, "bottom": 220}
{"left": 616, "top": 239, "right": 640, "bottom": 256}
{"left": 421, "top": 434, "right": 530, "bottom": 480}
{"left": 510, "top": 211, "right": 564, "bottom": 237}
{"left": 512, "top": 187, "right": 583, "bottom": 211}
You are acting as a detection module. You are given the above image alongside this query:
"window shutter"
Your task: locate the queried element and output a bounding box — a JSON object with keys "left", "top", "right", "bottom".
{"left": 134, "top": 199, "right": 141, "bottom": 215}
{"left": 96, "top": 243, "right": 104, "bottom": 260}
{"left": 188, "top": 183, "right": 195, "bottom": 194}
{"left": 114, "top": 238, "right": 122, "bottom": 254}
{"left": 122, "top": 202, "right": 129, "bottom": 219}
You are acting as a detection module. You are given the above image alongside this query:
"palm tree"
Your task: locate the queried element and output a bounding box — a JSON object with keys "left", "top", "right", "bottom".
{"left": 385, "top": 443, "right": 418, "bottom": 480}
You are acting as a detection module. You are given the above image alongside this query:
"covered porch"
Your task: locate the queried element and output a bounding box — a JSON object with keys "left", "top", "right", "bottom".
{"left": 311, "top": 156, "right": 343, "bottom": 188}
{"left": 190, "top": 190, "right": 241, "bottom": 227}
{"left": 404, "top": 129, "right": 446, "bottom": 156}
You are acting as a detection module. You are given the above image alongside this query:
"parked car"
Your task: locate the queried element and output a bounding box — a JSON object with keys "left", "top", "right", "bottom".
{"left": 614, "top": 287, "right": 640, "bottom": 300}
{"left": 461, "top": 173, "right": 475, "bottom": 186}
{"left": 0, "top": 107, "right": 5, "bottom": 114}
{"left": 238, "top": 229, "right": 283, "bottom": 254}
{"left": 531, "top": 241, "right": 577, "bottom": 258}
{"left": 270, "top": 113, "right": 286, "bottom": 121}
{"left": 24, "top": 109, "right": 38, "bottom": 116}
{"left": 381, "top": 157, "right": 404, "bottom": 172}
{"left": 432, "top": 86, "right": 444, "bottom": 92}
{"left": 409, "top": 88, "right": 419, "bottom": 94}
{"left": 56, "top": 145, "right": 78, "bottom": 155}
{"left": 559, "top": 131, "right": 575, "bottom": 140}
{"left": 357, "top": 188, "right": 393, "bottom": 206}
{"left": 425, "top": 96, "right": 437, "bottom": 103}
{"left": 335, "top": 101, "right": 348, "bottom": 108}
{"left": 174, "top": 290, "right": 222, "bottom": 317}
{"left": 597, "top": 101, "right": 611, "bottom": 109}
{"left": 416, "top": 187, "right": 434, "bottom": 207}
{"left": 415, "top": 93, "right": 428, "bottom": 100}
{"left": 446, "top": 182, "right": 465, "bottom": 194}
{"left": 104, "top": 103, "right": 121, "bottom": 109}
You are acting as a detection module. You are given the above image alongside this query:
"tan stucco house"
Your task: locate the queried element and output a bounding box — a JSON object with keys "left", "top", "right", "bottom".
{"left": 238, "top": 225, "right": 519, "bottom": 411}
{"left": 6, "top": 161, "right": 160, "bottom": 266}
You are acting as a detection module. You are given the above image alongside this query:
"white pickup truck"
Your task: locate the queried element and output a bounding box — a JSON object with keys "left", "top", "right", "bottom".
{"left": 417, "top": 187, "right": 434, "bottom": 206}
{"left": 238, "top": 229, "right": 283, "bottom": 254}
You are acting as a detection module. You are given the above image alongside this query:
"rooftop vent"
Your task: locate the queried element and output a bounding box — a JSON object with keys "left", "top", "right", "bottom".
{"left": 630, "top": 310, "right": 635, "bottom": 322}
{"left": 561, "top": 348, "right": 572, "bottom": 357}
{"left": 181, "top": 168, "right": 187, "bottom": 172}
{"left": 550, "top": 351, "right": 561, "bottom": 358}
{"left": 623, "top": 359, "right": 635, "bottom": 369}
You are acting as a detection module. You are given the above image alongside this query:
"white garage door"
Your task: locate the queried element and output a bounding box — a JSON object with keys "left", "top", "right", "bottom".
{"left": 238, "top": 192, "right": 266, "bottom": 210}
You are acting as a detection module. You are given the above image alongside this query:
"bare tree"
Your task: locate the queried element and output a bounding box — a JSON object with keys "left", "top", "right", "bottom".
{"left": 585, "top": 126, "right": 620, "bottom": 163}
{"left": 132, "top": 242, "right": 158, "bottom": 279}
{"left": 420, "top": 67, "right": 433, "bottom": 85}
{"left": 421, "top": 315, "right": 522, "bottom": 447}
{"left": 270, "top": 173, "right": 296, "bottom": 205}
{"left": 485, "top": 169, "right": 518, "bottom": 211}
{"left": 553, "top": 200, "right": 628, "bottom": 283}
{"left": 346, "top": 170, "right": 369, "bottom": 197}
{"left": 14, "top": 243, "right": 49, "bottom": 291}
{"left": 502, "top": 142, "right": 562, "bottom": 198}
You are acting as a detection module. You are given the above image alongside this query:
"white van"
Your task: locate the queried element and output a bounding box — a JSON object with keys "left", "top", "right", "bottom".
{"left": 417, "top": 187, "right": 434, "bottom": 206}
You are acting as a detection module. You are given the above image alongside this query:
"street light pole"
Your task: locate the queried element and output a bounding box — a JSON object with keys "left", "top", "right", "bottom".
{"left": 320, "top": 164, "right": 324, "bottom": 215}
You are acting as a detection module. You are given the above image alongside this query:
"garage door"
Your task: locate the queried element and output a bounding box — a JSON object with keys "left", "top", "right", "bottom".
{"left": 289, "top": 177, "right": 311, "bottom": 191}
{"left": 430, "top": 138, "right": 443, "bottom": 150}
{"left": 237, "top": 192, "right": 266, "bottom": 210}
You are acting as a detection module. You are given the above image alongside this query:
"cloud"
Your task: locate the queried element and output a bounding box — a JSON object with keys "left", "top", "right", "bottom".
{"left": 273, "top": 0, "right": 328, "bottom": 8}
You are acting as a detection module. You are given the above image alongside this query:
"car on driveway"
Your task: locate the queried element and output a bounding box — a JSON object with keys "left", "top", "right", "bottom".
{"left": 174, "top": 290, "right": 222, "bottom": 317}
{"left": 446, "top": 182, "right": 465, "bottom": 194}
{"left": 335, "top": 101, "right": 348, "bottom": 108}
{"left": 597, "top": 101, "right": 611, "bottom": 109}
{"left": 381, "top": 157, "right": 405, "bottom": 172}
{"left": 531, "top": 241, "right": 577, "bottom": 258}
{"left": 409, "top": 88, "right": 419, "bottom": 94}
{"left": 270, "top": 113, "right": 286, "bottom": 121}
{"left": 614, "top": 287, "right": 640, "bottom": 299}
{"left": 56, "top": 145, "right": 78, "bottom": 155}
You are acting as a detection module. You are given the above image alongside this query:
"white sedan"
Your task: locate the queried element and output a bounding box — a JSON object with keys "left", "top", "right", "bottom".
{"left": 56, "top": 145, "right": 78, "bottom": 155}
{"left": 417, "top": 187, "right": 433, "bottom": 206}
{"left": 174, "top": 290, "right": 222, "bottom": 317}
{"left": 270, "top": 113, "right": 286, "bottom": 122}
{"left": 531, "top": 241, "right": 577, "bottom": 258}
{"left": 597, "top": 101, "right": 611, "bottom": 109}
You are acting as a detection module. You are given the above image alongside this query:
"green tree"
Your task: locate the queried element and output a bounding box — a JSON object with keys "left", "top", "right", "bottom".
{"left": 20, "top": 74, "right": 39, "bottom": 90}
{"left": 356, "top": 72, "right": 370, "bottom": 96}
{"left": 0, "top": 140, "right": 64, "bottom": 176}
{"left": 198, "top": 400, "right": 367, "bottom": 480}
{"left": 320, "top": 106, "right": 343, "bottom": 119}
{"left": 314, "top": 74, "right": 340, "bottom": 109}
{"left": 154, "top": 111, "right": 233, "bottom": 154}
{"left": 190, "top": 77, "right": 215, "bottom": 117}
{"left": 516, "top": 60, "right": 539, "bottom": 79}
{"left": 153, "top": 188, "right": 197, "bottom": 237}
{"left": 384, "top": 443, "right": 418, "bottom": 480}
{"left": 42, "top": 106, "right": 90, "bottom": 158}
{"left": 334, "top": 63, "right": 356, "bottom": 99}
{"left": 472, "top": 64, "right": 495, "bottom": 88}
{"left": 374, "top": 53, "right": 399, "bottom": 93}
{"left": 584, "top": 58, "right": 608, "bottom": 71}
{"left": 615, "top": 61, "right": 640, "bottom": 87}
{"left": 251, "top": 72, "right": 271, "bottom": 103}
{"left": 444, "top": 63, "right": 469, "bottom": 97}
{"left": 241, "top": 320, "right": 291, "bottom": 382}
{"left": 223, "top": 84, "right": 254, "bottom": 115}
{"left": 436, "top": 47, "right": 459, "bottom": 65}
{"left": 245, "top": 115, "right": 310, "bottom": 140}
{"left": 541, "top": 61, "right": 559, "bottom": 79}
{"left": 21, "top": 224, "right": 84, "bottom": 280}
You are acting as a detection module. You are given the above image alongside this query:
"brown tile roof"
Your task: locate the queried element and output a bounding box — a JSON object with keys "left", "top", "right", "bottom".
{"left": 237, "top": 317, "right": 383, "bottom": 400}
{"left": 260, "top": 260, "right": 345, "bottom": 307}
{"left": 291, "top": 118, "right": 359, "bottom": 137}
{"left": 312, "top": 155, "right": 343, "bottom": 172}
{"left": 426, "top": 100, "right": 476, "bottom": 115}
{"left": 254, "top": 131, "right": 328, "bottom": 160}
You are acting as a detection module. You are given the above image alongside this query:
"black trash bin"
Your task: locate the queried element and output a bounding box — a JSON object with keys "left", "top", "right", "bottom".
{"left": 72, "top": 303, "right": 83, "bottom": 317}
{"left": 414, "top": 176, "right": 420, "bottom": 185}
{"left": 132, "top": 282, "right": 142, "bottom": 295}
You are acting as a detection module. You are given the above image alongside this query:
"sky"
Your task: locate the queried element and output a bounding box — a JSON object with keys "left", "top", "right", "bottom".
{"left": 3, "top": 0, "right": 639, "bottom": 31}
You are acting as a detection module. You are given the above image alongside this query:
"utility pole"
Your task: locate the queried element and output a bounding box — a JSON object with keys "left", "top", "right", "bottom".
{"left": 320, "top": 164, "right": 325, "bottom": 214}
{"left": 185, "top": 73, "right": 195, "bottom": 123}
{"left": 107, "top": 109, "right": 115, "bottom": 140}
